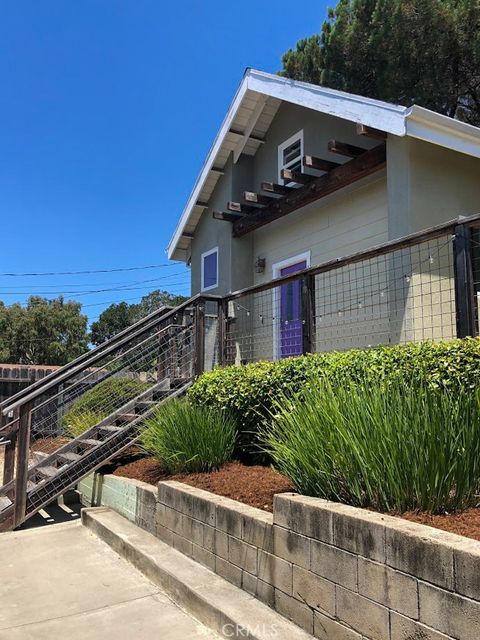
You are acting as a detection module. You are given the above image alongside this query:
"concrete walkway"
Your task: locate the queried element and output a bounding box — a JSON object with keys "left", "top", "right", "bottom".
{"left": 0, "top": 521, "right": 219, "bottom": 640}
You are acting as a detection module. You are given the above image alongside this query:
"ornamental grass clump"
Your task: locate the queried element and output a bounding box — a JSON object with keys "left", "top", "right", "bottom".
{"left": 262, "top": 378, "right": 480, "bottom": 513}
{"left": 140, "top": 400, "right": 236, "bottom": 474}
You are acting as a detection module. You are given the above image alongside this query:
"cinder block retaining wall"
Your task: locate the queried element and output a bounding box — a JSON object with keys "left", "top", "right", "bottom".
{"left": 79, "top": 474, "right": 480, "bottom": 640}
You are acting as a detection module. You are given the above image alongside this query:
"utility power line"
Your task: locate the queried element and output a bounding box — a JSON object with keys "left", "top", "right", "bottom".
{"left": 0, "top": 272, "right": 188, "bottom": 290}
{"left": 0, "top": 262, "right": 183, "bottom": 277}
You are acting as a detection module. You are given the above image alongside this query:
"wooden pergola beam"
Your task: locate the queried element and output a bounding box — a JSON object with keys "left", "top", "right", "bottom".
{"left": 244, "top": 191, "right": 277, "bottom": 206}
{"left": 328, "top": 140, "right": 367, "bottom": 158}
{"left": 280, "top": 168, "right": 314, "bottom": 185}
{"left": 303, "top": 155, "right": 340, "bottom": 172}
{"left": 261, "top": 182, "right": 295, "bottom": 196}
{"left": 227, "top": 201, "right": 255, "bottom": 214}
{"left": 233, "top": 144, "right": 386, "bottom": 237}
{"left": 213, "top": 211, "right": 243, "bottom": 223}
{"left": 356, "top": 123, "right": 387, "bottom": 141}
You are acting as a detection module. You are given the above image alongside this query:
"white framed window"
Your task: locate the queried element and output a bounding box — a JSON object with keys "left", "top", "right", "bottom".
{"left": 201, "top": 247, "right": 218, "bottom": 292}
{"left": 278, "top": 130, "right": 304, "bottom": 185}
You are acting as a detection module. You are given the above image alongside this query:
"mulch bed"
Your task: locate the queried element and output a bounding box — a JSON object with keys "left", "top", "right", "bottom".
{"left": 111, "top": 456, "right": 293, "bottom": 512}
{"left": 31, "top": 436, "right": 71, "bottom": 455}
{"left": 105, "top": 453, "right": 480, "bottom": 540}
{"left": 399, "top": 509, "right": 480, "bottom": 542}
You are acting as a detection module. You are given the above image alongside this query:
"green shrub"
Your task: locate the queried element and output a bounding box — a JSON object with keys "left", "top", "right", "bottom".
{"left": 65, "top": 410, "right": 106, "bottom": 438}
{"left": 140, "top": 399, "right": 235, "bottom": 474}
{"left": 262, "top": 378, "right": 480, "bottom": 513}
{"left": 188, "top": 338, "right": 480, "bottom": 460}
{"left": 63, "top": 376, "right": 148, "bottom": 428}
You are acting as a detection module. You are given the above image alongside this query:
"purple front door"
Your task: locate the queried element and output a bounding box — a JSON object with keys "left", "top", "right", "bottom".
{"left": 279, "top": 260, "right": 307, "bottom": 358}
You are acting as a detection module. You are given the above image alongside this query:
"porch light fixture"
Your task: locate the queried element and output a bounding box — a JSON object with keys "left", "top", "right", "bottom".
{"left": 255, "top": 257, "right": 266, "bottom": 273}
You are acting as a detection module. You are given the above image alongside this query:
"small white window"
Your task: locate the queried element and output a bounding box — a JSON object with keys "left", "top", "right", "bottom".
{"left": 278, "top": 130, "right": 304, "bottom": 185}
{"left": 201, "top": 247, "right": 218, "bottom": 292}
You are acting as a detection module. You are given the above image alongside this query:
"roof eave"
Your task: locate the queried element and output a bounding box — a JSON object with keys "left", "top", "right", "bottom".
{"left": 405, "top": 105, "right": 480, "bottom": 158}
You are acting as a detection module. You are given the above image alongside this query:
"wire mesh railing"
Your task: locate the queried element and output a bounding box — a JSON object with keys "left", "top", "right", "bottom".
{"left": 0, "top": 295, "right": 219, "bottom": 529}
{"left": 222, "top": 217, "right": 479, "bottom": 364}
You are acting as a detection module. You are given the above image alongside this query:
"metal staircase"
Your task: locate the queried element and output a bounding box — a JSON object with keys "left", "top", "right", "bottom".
{"left": 0, "top": 295, "right": 220, "bottom": 531}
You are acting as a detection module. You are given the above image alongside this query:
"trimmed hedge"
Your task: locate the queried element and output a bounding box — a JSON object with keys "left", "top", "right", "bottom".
{"left": 188, "top": 338, "right": 480, "bottom": 460}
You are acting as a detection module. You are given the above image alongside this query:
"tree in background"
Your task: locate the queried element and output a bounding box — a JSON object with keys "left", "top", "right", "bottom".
{"left": 0, "top": 296, "right": 89, "bottom": 365}
{"left": 89, "top": 289, "right": 188, "bottom": 346}
{"left": 280, "top": 0, "right": 480, "bottom": 125}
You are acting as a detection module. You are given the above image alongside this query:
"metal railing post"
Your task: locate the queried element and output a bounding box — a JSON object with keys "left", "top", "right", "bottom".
{"left": 217, "top": 299, "right": 227, "bottom": 367}
{"left": 2, "top": 409, "right": 17, "bottom": 486}
{"left": 13, "top": 400, "right": 33, "bottom": 528}
{"left": 301, "top": 273, "right": 316, "bottom": 354}
{"left": 453, "top": 223, "right": 476, "bottom": 338}
{"left": 194, "top": 301, "right": 206, "bottom": 377}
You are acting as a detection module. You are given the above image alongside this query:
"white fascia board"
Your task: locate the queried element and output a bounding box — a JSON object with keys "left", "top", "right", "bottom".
{"left": 246, "top": 70, "right": 408, "bottom": 136}
{"left": 405, "top": 105, "right": 480, "bottom": 159}
{"left": 166, "top": 74, "right": 250, "bottom": 260}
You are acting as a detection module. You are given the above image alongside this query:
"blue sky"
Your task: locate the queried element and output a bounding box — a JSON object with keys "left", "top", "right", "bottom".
{"left": 0, "top": 1, "right": 329, "bottom": 324}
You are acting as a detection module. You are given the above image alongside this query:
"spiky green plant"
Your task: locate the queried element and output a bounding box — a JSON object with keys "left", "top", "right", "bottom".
{"left": 140, "top": 400, "right": 236, "bottom": 474}
{"left": 65, "top": 410, "right": 106, "bottom": 438}
{"left": 261, "top": 378, "right": 480, "bottom": 513}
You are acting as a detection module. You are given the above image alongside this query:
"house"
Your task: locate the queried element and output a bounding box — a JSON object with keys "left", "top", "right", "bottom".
{"left": 167, "top": 69, "right": 480, "bottom": 361}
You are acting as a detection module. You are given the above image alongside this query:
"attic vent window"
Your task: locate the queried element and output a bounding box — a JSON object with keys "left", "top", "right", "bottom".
{"left": 278, "top": 130, "right": 304, "bottom": 185}
{"left": 201, "top": 247, "right": 218, "bottom": 292}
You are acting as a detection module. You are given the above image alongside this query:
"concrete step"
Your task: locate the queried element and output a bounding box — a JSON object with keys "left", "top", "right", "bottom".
{"left": 82, "top": 507, "right": 313, "bottom": 640}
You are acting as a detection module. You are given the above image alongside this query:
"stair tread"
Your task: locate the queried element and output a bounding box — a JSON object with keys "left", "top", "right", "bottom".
{"left": 58, "top": 451, "right": 82, "bottom": 462}
{"left": 78, "top": 438, "right": 101, "bottom": 446}
{"left": 37, "top": 465, "right": 58, "bottom": 478}
{"left": 99, "top": 425, "right": 123, "bottom": 432}
{"left": 0, "top": 496, "right": 12, "bottom": 511}
{"left": 116, "top": 413, "right": 138, "bottom": 421}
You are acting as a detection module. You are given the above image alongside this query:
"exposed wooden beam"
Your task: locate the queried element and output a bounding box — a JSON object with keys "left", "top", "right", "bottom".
{"left": 280, "top": 169, "right": 314, "bottom": 185}
{"left": 181, "top": 232, "right": 195, "bottom": 239}
{"left": 233, "top": 94, "right": 268, "bottom": 163}
{"left": 303, "top": 155, "right": 340, "bottom": 172}
{"left": 244, "top": 191, "right": 277, "bottom": 206}
{"left": 229, "top": 129, "right": 265, "bottom": 144}
{"left": 227, "top": 201, "right": 255, "bottom": 214}
{"left": 261, "top": 181, "right": 295, "bottom": 196}
{"left": 233, "top": 144, "right": 386, "bottom": 237}
{"left": 356, "top": 123, "right": 387, "bottom": 141}
{"left": 195, "top": 200, "right": 209, "bottom": 208}
{"left": 328, "top": 140, "right": 367, "bottom": 158}
{"left": 213, "top": 211, "right": 243, "bottom": 223}
{"left": 211, "top": 166, "right": 225, "bottom": 174}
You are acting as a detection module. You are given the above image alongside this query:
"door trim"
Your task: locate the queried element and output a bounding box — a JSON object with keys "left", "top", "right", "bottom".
{"left": 272, "top": 251, "right": 311, "bottom": 360}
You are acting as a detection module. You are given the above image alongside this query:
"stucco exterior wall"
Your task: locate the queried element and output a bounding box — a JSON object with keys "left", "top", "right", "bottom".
{"left": 387, "top": 136, "right": 480, "bottom": 240}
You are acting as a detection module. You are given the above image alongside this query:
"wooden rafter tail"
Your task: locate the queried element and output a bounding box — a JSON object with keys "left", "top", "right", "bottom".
{"left": 280, "top": 168, "right": 314, "bottom": 185}
{"left": 261, "top": 181, "right": 295, "bottom": 196}
{"left": 356, "top": 123, "right": 387, "bottom": 141}
{"left": 233, "top": 144, "right": 386, "bottom": 238}
{"left": 303, "top": 155, "right": 341, "bottom": 172}
{"left": 243, "top": 191, "right": 277, "bottom": 206}
{"left": 227, "top": 201, "right": 255, "bottom": 214}
{"left": 328, "top": 140, "right": 367, "bottom": 158}
{"left": 213, "top": 211, "right": 243, "bottom": 223}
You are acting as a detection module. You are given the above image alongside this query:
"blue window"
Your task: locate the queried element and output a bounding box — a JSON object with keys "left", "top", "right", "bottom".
{"left": 201, "top": 247, "right": 218, "bottom": 291}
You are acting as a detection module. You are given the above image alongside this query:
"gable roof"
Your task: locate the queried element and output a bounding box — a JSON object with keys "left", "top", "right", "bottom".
{"left": 168, "top": 68, "right": 480, "bottom": 261}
